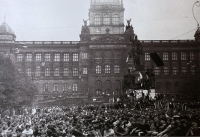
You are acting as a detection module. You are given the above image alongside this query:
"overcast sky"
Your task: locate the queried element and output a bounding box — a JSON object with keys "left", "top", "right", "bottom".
{"left": 0, "top": 0, "right": 200, "bottom": 41}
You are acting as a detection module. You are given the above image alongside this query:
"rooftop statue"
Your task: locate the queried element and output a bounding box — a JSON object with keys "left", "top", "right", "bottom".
{"left": 126, "top": 18, "right": 131, "bottom": 26}
{"left": 83, "top": 19, "right": 88, "bottom": 26}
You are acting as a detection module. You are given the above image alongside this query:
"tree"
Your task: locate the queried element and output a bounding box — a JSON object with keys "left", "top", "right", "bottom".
{"left": 0, "top": 54, "right": 38, "bottom": 108}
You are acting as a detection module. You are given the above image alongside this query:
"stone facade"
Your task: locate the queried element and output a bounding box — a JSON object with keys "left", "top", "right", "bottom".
{"left": 0, "top": 0, "right": 200, "bottom": 101}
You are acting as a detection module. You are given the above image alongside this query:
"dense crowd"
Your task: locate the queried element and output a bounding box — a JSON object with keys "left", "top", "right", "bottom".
{"left": 0, "top": 94, "right": 200, "bottom": 137}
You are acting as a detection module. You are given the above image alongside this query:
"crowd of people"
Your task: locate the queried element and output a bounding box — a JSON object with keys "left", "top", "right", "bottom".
{"left": 0, "top": 94, "right": 200, "bottom": 137}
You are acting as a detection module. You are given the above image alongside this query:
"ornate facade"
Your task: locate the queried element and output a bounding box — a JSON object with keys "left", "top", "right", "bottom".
{"left": 0, "top": 0, "right": 200, "bottom": 102}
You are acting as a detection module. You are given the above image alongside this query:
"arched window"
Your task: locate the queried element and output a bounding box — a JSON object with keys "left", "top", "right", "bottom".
{"left": 63, "top": 83, "right": 69, "bottom": 92}
{"left": 45, "top": 68, "right": 50, "bottom": 76}
{"left": 154, "top": 67, "right": 160, "bottom": 75}
{"left": 96, "top": 81, "right": 102, "bottom": 96}
{"left": 163, "top": 66, "right": 169, "bottom": 75}
{"left": 94, "top": 14, "right": 101, "bottom": 25}
{"left": 166, "top": 82, "right": 171, "bottom": 91}
{"left": 191, "top": 66, "right": 195, "bottom": 75}
{"left": 63, "top": 68, "right": 69, "bottom": 76}
{"left": 54, "top": 68, "right": 60, "bottom": 76}
{"left": 112, "top": 14, "right": 119, "bottom": 25}
{"left": 115, "top": 80, "right": 121, "bottom": 95}
{"left": 53, "top": 83, "right": 59, "bottom": 92}
{"left": 182, "top": 66, "right": 187, "bottom": 75}
{"left": 103, "top": 14, "right": 110, "bottom": 25}
{"left": 43, "top": 83, "right": 49, "bottom": 92}
{"left": 175, "top": 82, "right": 179, "bottom": 92}
{"left": 26, "top": 68, "right": 31, "bottom": 77}
{"left": 105, "top": 65, "right": 110, "bottom": 73}
{"left": 96, "top": 65, "right": 101, "bottom": 74}
{"left": 114, "top": 65, "right": 120, "bottom": 73}
{"left": 105, "top": 80, "right": 111, "bottom": 94}
{"left": 72, "top": 83, "right": 78, "bottom": 91}
{"left": 172, "top": 66, "right": 178, "bottom": 75}
{"left": 156, "top": 82, "right": 161, "bottom": 90}
{"left": 73, "top": 68, "right": 78, "bottom": 76}
{"left": 96, "top": 80, "right": 102, "bottom": 89}
{"left": 35, "top": 67, "right": 41, "bottom": 77}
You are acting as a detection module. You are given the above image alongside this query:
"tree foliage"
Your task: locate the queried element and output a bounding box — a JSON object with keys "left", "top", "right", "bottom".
{"left": 0, "top": 54, "right": 38, "bottom": 108}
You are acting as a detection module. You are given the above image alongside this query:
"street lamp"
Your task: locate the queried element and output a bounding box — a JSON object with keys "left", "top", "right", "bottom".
{"left": 193, "top": 1, "right": 200, "bottom": 27}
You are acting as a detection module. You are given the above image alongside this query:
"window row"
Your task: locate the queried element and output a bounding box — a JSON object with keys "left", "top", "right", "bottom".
{"left": 23, "top": 67, "right": 83, "bottom": 77}
{"left": 156, "top": 81, "right": 179, "bottom": 91}
{"left": 95, "top": 80, "right": 121, "bottom": 96}
{"left": 96, "top": 65, "right": 120, "bottom": 74}
{"left": 145, "top": 52, "right": 194, "bottom": 61}
{"left": 94, "top": 14, "right": 120, "bottom": 25}
{"left": 43, "top": 83, "right": 78, "bottom": 92}
{"left": 154, "top": 66, "right": 196, "bottom": 76}
{"left": 16, "top": 53, "right": 80, "bottom": 62}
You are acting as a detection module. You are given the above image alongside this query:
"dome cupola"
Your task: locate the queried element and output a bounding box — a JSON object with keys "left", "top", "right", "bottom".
{"left": 0, "top": 21, "right": 16, "bottom": 41}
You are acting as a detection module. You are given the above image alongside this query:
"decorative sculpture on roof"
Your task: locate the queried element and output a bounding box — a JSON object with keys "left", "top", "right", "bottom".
{"left": 81, "top": 19, "right": 90, "bottom": 34}
{"left": 126, "top": 18, "right": 131, "bottom": 26}
{"left": 80, "top": 19, "right": 90, "bottom": 42}
{"left": 83, "top": 19, "right": 88, "bottom": 26}
{"left": 125, "top": 18, "right": 134, "bottom": 34}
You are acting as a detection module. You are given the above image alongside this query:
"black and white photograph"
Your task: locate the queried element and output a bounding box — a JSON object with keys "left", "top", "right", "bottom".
{"left": 0, "top": 0, "right": 200, "bottom": 136}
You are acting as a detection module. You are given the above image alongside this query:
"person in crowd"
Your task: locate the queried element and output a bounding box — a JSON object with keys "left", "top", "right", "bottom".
{"left": 0, "top": 94, "right": 200, "bottom": 137}
{"left": 21, "top": 124, "right": 33, "bottom": 137}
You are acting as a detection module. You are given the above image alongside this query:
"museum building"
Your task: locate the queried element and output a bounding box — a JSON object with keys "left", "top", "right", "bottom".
{"left": 0, "top": 0, "right": 200, "bottom": 101}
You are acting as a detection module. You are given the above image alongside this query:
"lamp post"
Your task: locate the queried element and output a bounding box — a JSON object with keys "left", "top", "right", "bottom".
{"left": 193, "top": 1, "right": 200, "bottom": 27}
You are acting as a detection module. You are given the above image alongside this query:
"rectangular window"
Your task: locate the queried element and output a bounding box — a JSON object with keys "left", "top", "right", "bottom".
{"left": 45, "top": 54, "right": 51, "bottom": 62}
{"left": 181, "top": 52, "right": 186, "bottom": 60}
{"left": 82, "top": 53, "right": 88, "bottom": 59}
{"left": 83, "top": 68, "right": 88, "bottom": 74}
{"left": 73, "top": 53, "right": 79, "bottom": 61}
{"left": 17, "top": 54, "right": 23, "bottom": 62}
{"left": 190, "top": 52, "right": 194, "bottom": 60}
{"left": 145, "top": 53, "right": 150, "bottom": 61}
{"left": 163, "top": 52, "right": 168, "bottom": 61}
{"left": 105, "top": 65, "right": 111, "bottom": 74}
{"left": 64, "top": 53, "right": 70, "bottom": 62}
{"left": 26, "top": 54, "right": 32, "bottom": 62}
{"left": 73, "top": 68, "right": 79, "bottom": 76}
{"left": 36, "top": 53, "right": 42, "bottom": 62}
{"left": 54, "top": 53, "right": 60, "bottom": 62}
{"left": 96, "top": 66, "right": 101, "bottom": 74}
{"left": 172, "top": 52, "right": 177, "bottom": 60}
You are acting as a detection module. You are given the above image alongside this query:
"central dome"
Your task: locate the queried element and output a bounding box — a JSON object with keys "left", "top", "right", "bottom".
{"left": 0, "top": 22, "right": 16, "bottom": 38}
